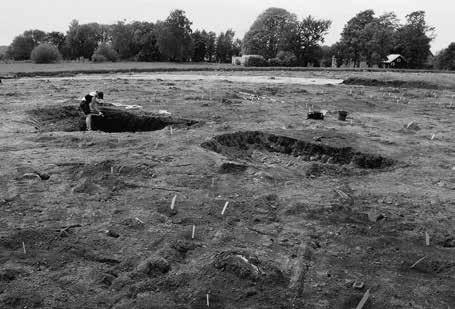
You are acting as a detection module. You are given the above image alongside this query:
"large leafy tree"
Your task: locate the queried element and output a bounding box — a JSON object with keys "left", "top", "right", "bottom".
{"left": 242, "top": 7, "right": 298, "bottom": 59}
{"left": 156, "top": 10, "right": 193, "bottom": 62}
{"left": 0, "top": 46, "right": 7, "bottom": 60}
{"left": 215, "top": 29, "right": 237, "bottom": 62}
{"left": 330, "top": 42, "right": 350, "bottom": 67}
{"left": 206, "top": 31, "right": 217, "bottom": 62}
{"left": 131, "top": 21, "right": 160, "bottom": 61}
{"left": 7, "top": 29, "right": 46, "bottom": 60}
{"left": 340, "top": 10, "right": 376, "bottom": 66}
{"left": 434, "top": 43, "right": 455, "bottom": 70}
{"left": 65, "top": 20, "right": 104, "bottom": 59}
{"left": 232, "top": 38, "right": 242, "bottom": 58}
{"left": 394, "top": 11, "right": 434, "bottom": 68}
{"left": 8, "top": 36, "right": 36, "bottom": 60}
{"left": 319, "top": 45, "right": 334, "bottom": 67}
{"left": 191, "top": 30, "right": 208, "bottom": 62}
{"left": 363, "top": 12, "right": 399, "bottom": 66}
{"left": 44, "top": 31, "right": 66, "bottom": 52}
{"left": 294, "top": 15, "right": 332, "bottom": 65}
{"left": 110, "top": 21, "right": 160, "bottom": 61}
{"left": 110, "top": 21, "right": 136, "bottom": 59}
{"left": 23, "top": 30, "right": 47, "bottom": 45}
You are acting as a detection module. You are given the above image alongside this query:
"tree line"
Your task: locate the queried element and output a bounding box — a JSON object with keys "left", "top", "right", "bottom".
{"left": 3, "top": 8, "right": 454, "bottom": 70}
{"left": 334, "top": 10, "right": 435, "bottom": 69}
{"left": 242, "top": 8, "right": 332, "bottom": 66}
{"left": 241, "top": 8, "right": 449, "bottom": 69}
{"left": 5, "top": 10, "right": 240, "bottom": 63}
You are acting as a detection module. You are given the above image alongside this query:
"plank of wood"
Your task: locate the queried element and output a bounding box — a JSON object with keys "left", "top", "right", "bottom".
{"left": 356, "top": 289, "right": 371, "bottom": 309}
{"left": 410, "top": 256, "right": 426, "bottom": 269}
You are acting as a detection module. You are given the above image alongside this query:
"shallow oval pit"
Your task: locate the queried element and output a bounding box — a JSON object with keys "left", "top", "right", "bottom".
{"left": 201, "top": 131, "right": 396, "bottom": 170}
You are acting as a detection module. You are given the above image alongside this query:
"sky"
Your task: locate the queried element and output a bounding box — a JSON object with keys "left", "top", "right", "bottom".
{"left": 1, "top": 0, "right": 453, "bottom": 52}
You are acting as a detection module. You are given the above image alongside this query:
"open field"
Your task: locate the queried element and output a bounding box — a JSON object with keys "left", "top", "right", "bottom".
{"left": 0, "top": 62, "right": 231, "bottom": 76}
{"left": 0, "top": 70, "right": 454, "bottom": 308}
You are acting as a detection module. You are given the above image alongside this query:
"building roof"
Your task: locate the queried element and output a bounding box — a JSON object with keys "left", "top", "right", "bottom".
{"left": 383, "top": 54, "right": 406, "bottom": 63}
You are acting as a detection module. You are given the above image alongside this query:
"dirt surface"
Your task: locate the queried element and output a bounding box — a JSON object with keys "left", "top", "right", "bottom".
{"left": 0, "top": 70, "right": 454, "bottom": 308}
{"left": 20, "top": 73, "right": 344, "bottom": 86}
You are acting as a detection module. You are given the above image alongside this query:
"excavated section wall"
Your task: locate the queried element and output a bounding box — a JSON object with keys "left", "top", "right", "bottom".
{"left": 202, "top": 131, "right": 395, "bottom": 169}
{"left": 28, "top": 106, "right": 198, "bottom": 133}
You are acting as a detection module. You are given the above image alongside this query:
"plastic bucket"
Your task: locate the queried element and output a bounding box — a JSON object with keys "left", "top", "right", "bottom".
{"left": 338, "top": 111, "right": 348, "bottom": 121}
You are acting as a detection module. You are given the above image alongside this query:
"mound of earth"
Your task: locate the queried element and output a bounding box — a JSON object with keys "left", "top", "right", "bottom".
{"left": 201, "top": 131, "right": 395, "bottom": 169}
{"left": 343, "top": 77, "right": 443, "bottom": 90}
{"left": 187, "top": 250, "right": 290, "bottom": 308}
{"left": 27, "top": 105, "right": 199, "bottom": 132}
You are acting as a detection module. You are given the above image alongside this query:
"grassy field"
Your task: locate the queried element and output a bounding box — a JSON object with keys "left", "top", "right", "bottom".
{"left": 1, "top": 61, "right": 454, "bottom": 80}
{"left": 0, "top": 69, "right": 454, "bottom": 308}
{"left": 0, "top": 61, "right": 231, "bottom": 75}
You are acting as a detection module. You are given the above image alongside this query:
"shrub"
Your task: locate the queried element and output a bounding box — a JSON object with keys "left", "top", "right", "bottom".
{"left": 92, "top": 43, "right": 119, "bottom": 62}
{"left": 243, "top": 55, "right": 267, "bottom": 67}
{"left": 268, "top": 58, "right": 282, "bottom": 66}
{"left": 91, "top": 54, "right": 108, "bottom": 63}
{"left": 276, "top": 51, "right": 297, "bottom": 66}
{"left": 30, "top": 44, "right": 62, "bottom": 63}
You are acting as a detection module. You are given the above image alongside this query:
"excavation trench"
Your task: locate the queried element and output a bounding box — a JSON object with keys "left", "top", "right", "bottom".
{"left": 28, "top": 105, "right": 199, "bottom": 133}
{"left": 342, "top": 77, "right": 448, "bottom": 90}
{"left": 201, "top": 131, "right": 396, "bottom": 169}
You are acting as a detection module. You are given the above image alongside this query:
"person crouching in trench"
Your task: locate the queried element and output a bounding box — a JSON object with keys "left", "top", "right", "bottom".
{"left": 80, "top": 91, "right": 104, "bottom": 131}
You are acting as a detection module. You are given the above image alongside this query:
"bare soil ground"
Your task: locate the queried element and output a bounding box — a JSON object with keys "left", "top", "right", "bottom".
{"left": 0, "top": 69, "right": 454, "bottom": 308}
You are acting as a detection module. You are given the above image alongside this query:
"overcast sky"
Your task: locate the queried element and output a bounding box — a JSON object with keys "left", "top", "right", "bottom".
{"left": 1, "top": 0, "right": 453, "bottom": 52}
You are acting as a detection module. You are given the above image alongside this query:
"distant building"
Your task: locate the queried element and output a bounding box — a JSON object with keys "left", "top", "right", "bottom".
{"left": 383, "top": 54, "right": 407, "bottom": 69}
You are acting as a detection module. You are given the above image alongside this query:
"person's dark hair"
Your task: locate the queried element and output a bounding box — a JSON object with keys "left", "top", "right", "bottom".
{"left": 96, "top": 91, "right": 104, "bottom": 100}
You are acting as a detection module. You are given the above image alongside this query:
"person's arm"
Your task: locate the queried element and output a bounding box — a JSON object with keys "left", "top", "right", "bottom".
{"left": 89, "top": 97, "right": 103, "bottom": 115}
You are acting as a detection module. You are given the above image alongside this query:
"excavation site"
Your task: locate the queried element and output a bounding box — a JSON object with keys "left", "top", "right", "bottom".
{"left": 1, "top": 70, "right": 454, "bottom": 309}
